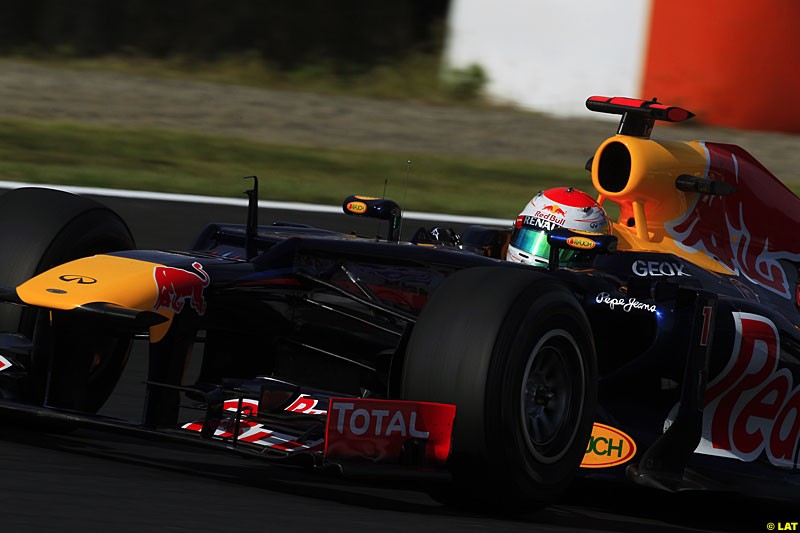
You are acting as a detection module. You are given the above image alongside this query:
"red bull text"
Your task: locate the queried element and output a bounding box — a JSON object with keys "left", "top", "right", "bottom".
{"left": 672, "top": 313, "right": 800, "bottom": 469}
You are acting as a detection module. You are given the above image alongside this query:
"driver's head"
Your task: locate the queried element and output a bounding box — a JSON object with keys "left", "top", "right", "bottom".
{"left": 506, "top": 187, "right": 610, "bottom": 267}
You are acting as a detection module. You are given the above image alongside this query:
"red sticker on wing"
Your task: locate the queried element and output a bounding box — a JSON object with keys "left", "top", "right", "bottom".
{"left": 324, "top": 398, "right": 456, "bottom": 465}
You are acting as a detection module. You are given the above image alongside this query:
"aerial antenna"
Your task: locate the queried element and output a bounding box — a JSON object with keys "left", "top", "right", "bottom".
{"left": 397, "top": 160, "right": 411, "bottom": 241}
{"left": 244, "top": 175, "right": 258, "bottom": 260}
{"left": 374, "top": 178, "right": 389, "bottom": 241}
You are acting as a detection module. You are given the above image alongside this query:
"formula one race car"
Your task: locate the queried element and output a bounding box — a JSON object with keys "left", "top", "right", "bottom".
{"left": 0, "top": 96, "right": 797, "bottom": 510}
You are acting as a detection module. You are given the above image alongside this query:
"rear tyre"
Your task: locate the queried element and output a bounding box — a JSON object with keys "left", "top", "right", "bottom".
{"left": 0, "top": 187, "right": 135, "bottom": 411}
{"left": 401, "top": 266, "right": 597, "bottom": 510}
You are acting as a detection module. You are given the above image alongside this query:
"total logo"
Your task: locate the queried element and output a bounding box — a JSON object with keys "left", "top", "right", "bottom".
{"left": 324, "top": 398, "right": 455, "bottom": 464}
{"left": 631, "top": 260, "right": 690, "bottom": 277}
{"left": 329, "top": 401, "right": 430, "bottom": 438}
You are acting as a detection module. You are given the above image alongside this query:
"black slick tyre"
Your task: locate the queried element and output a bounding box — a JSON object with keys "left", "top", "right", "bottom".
{"left": 401, "top": 266, "right": 597, "bottom": 510}
{"left": 0, "top": 187, "right": 135, "bottom": 412}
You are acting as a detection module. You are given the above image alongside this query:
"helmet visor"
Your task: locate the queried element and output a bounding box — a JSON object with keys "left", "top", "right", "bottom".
{"left": 510, "top": 227, "right": 581, "bottom": 265}
{"left": 510, "top": 227, "right": 551, "bottom": 260}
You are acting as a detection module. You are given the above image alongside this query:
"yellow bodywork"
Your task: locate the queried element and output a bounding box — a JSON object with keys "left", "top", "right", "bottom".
{"left": 16, "top": 254, "right": 174, "bottom": 342}
{"left": 591, "top": 135, "right": 734, "bottom": 275}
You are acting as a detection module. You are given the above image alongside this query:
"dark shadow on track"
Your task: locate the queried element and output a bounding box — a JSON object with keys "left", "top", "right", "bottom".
{"left": 0, "top": 421, "right": 792, "bottom": 533}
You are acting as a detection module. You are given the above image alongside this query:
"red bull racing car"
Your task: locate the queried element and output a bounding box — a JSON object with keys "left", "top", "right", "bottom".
{"left": 0, "top": 96, "right": 798, "bottom": 509}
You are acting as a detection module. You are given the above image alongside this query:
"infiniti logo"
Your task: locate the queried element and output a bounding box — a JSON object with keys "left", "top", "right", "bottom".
{"left": 58, "top": 275, "right": 97, "bottom": 285}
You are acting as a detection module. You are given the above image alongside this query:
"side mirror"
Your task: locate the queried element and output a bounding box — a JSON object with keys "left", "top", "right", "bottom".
{"left": 675, "top": 174, "right": 737, "bottom": 196}
{"left": 342, "top": 195, "right": 402, "bottom": 242}
{"left": 546, "top": 228, "right": 618, "bottom": 270}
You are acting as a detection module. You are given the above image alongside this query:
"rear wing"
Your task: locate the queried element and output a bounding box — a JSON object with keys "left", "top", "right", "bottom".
{"left": 586, "top": 96, "right": 694, "bottom": 138}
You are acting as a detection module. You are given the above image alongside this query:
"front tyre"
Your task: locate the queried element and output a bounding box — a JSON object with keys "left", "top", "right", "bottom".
{"left": 0, "top": 187, "right": 136, "bottom": 412}
{"left": 401, "top": 266, "right": 597, "bottom": 509}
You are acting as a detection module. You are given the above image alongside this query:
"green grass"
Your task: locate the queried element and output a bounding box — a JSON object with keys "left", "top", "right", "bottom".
{"left": 0, "top": 53, "right": 580, "bottom": 219}
{"left": 0, "top": 118, "right": 588, "bottom": 218}
{"left": 8, "top": 52, "right": 498, "bottom": 107}
{"left": 6, "top": 56, "right": 796, "bottom": 219}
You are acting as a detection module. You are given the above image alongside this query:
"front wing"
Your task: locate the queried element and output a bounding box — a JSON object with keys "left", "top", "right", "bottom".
{"left": 0, "top": 390, "right": 457, "bottom": 482}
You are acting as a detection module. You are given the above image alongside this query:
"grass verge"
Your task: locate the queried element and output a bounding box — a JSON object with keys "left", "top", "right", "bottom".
{"left": 7, "top": 53, "right": 498, "bottom": 108}
{"left": 0, "top": 118, "right": 588, "bottom": 219}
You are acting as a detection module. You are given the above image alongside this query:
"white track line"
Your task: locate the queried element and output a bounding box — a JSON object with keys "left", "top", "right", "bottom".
{"left": 0, "top": 180, "right": 512, "bottom": 227}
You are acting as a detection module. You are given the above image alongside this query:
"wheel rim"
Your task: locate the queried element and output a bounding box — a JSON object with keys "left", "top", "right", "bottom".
{"left": 520, "top": 329, "right": 585, "bottom": 464}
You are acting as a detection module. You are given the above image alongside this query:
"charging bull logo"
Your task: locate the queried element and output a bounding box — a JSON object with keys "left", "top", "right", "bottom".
{"left": 153, "top": 262, "right": 210, "bottom": 315}
{"left": 542, "top": 204, "right": 567, "bottom": 217}
{"left": 667, "top": 142, "right": 800, "bottom": 299}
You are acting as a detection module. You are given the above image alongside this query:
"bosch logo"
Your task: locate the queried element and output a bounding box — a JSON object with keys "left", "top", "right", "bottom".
{"left": 58, "top": 275, "right": 97, "bottom": 284}
{"left": 566, "top": 236, "right": 596, "bottom": 250}
{"left": 582, "top": 423, "right": 637, "bottom": 469}
{"left": 346, "top": 201, "right": 367, "bottom": 214}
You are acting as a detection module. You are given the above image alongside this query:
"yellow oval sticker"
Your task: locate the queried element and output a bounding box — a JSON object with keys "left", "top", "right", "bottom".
{"left": 566, "top": 236, "right": 596, "bottom": 250}
{"left": 354, "top": 195, "right": 378, "bottom": 201}
{"left": 346, "top": 201, "right": 367, "bottom": 214}
{"left": 581, "top": 422, "right": 637, "bottom": 468}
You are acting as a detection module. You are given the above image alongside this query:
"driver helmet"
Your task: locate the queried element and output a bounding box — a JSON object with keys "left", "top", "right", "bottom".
{"left": 506, "top": 187, "right": 610, "bottom": 267}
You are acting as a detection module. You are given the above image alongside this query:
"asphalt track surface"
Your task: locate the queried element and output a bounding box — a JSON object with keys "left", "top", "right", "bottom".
{"left": 0, "top": 190, "right": 797, "bottom": 532}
